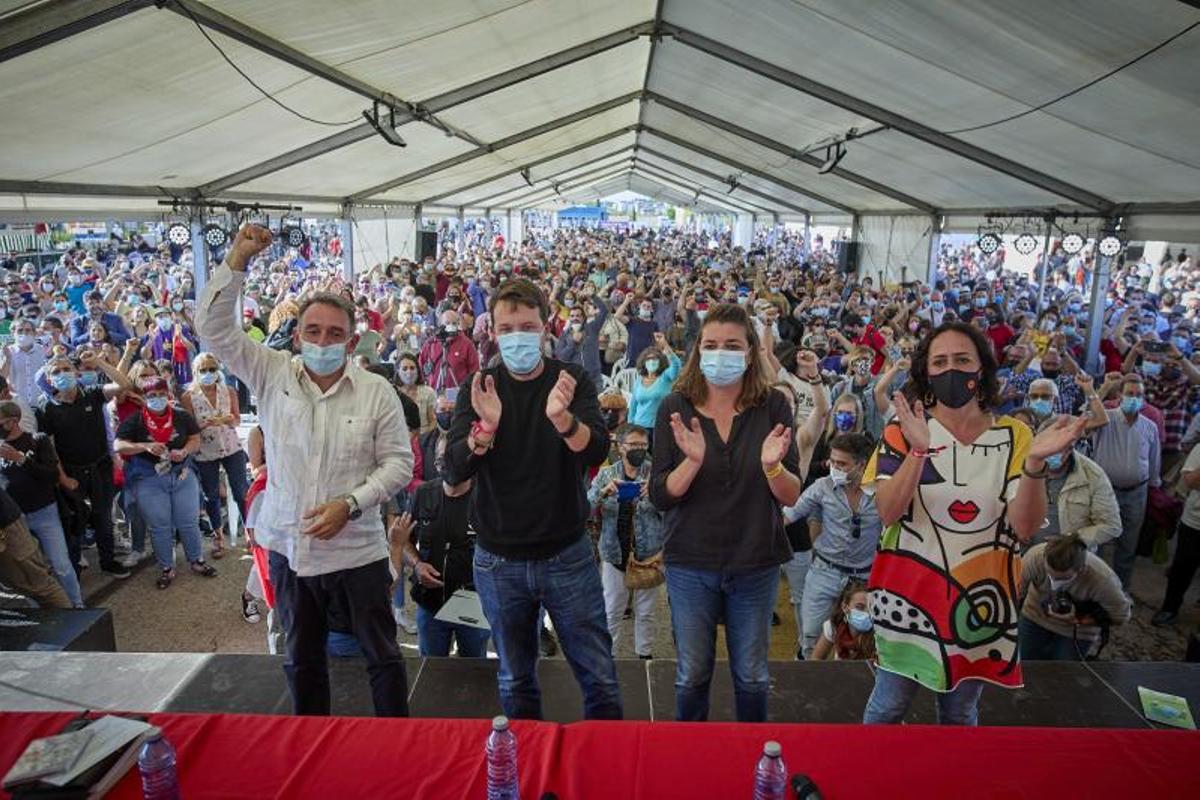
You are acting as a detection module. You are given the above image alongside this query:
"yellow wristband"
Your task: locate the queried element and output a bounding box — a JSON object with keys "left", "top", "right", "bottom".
{"left": 764, "top": 462, "right": 784, "bottom": 480}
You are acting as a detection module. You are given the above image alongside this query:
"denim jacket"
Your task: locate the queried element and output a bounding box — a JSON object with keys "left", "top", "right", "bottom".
{"left": 587, "top": 460, "right": 665, "bottom": 567}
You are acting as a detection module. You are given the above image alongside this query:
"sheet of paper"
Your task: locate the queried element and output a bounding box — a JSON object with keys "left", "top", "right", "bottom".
{"left": 44, "top": 715, "right": 152, "bottom": 787}
{"left": 434, "top": 590, "right": 491, "bottom": 631}
{"left": 3, "top": 729, "right": 93, "bottom": 787}
{"left": 1138, "top": 686, "right": 1196, "bottom": 730}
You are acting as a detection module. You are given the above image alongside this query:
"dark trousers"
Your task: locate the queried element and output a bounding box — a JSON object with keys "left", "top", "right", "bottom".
{"left": 268, "top": 551, "right": 409, "bottom": 717}
{"left": 1162, "top": 522, "right": 1200, "bottom": 614}
{"left": 64, "top": 458, "right": 117, "bottom": 570}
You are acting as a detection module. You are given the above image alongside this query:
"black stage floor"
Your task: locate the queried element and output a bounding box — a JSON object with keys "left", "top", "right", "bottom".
{"left": 159, "top": 655, "right": 1198, "bottom": 729}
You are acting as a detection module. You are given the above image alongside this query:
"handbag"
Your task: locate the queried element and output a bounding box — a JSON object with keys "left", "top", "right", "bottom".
{"left": 624, "top": 550, "right": 664, "bottom": 590}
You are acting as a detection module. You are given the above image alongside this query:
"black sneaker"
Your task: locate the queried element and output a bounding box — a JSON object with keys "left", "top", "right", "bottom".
{"left": 1151, "top": 610, "right": 1178, "bottom": 627}
{"left": 101, "top": 563, "right": 131, "bottom": 579}
{"left": 539, "top": 626, "right": 558, "bottom": 657}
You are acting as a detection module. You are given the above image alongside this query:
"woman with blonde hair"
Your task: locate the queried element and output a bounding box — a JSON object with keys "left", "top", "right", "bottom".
{"left": 650, "top": 303, "right": 801, "bottom": 722}
{"left": 181, "top": 352, "right": 248, "bottom": 560}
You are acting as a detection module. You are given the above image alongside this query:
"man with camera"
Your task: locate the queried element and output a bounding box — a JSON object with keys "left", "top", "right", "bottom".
{"left": 418, "top": 308, "right": 479, "bottom": 392}
{"left": 1018, "top": 534, "right": 1130, "bottom": 660}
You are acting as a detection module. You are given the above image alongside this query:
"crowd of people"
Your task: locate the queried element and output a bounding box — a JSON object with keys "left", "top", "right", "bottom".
{"left": 0, "top": 219, "right": 1196, "bottom": 726}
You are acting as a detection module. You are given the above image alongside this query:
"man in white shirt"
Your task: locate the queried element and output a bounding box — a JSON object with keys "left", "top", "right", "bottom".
{"left": 1, "top": 319, "right": 49, "bottom": 405}
{"left": 197, "top": 225, "right": 413, "bottom": 717}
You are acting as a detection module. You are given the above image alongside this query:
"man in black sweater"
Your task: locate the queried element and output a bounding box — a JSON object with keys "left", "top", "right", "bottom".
{"left": 446, "top": 278, "right": 621, "bottom": 720}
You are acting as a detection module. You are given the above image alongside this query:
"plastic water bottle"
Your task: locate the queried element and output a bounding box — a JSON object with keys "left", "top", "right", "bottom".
{"left": 138, "top": 728, "right": 180, "bottom": 800}
{"left": 486, "top": 715, "right": 519, "bottom": 800}
{"left": 752, "top": 741, "right": 787, "bottom": 800}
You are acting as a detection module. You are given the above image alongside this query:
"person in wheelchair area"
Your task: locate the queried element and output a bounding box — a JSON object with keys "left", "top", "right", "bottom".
{"left": 1018, "top": 533, "right": 1131, "bottom": 661}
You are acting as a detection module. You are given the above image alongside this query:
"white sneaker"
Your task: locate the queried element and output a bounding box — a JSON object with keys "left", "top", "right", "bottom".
{"left": 118, "top": 550, "right": 145, "bottom": 568}
{"left": 393, "top": 607, "right": 417, "bottom": 635}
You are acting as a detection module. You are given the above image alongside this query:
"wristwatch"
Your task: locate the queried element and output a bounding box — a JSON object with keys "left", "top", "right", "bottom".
{"left": 340, "top": 494, "right": 362, "bottom": 521}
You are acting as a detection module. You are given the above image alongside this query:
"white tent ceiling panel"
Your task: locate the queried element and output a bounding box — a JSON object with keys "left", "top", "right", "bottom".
{"left": 639, "top": 104, "right": 896, "bottom": 211}
{"left": 236, "top": 121, "right": 476, "bottom": 197}
{"left": 375, "top": 101, "right": 640, "bottom": 202}
{"left": 633, "top": 157, "right": 782, "bottom": 214}
{"left": 478, "top": 154, "right": 635, "bottom": 208}
{"left": 0, "top": 8, "right": 366, "bottom": 186}
{"left": 436, "top": 39, "right": 648, "bottom": 143}
{"left": 209, "top": 0, "right": 656, "bottom": 105}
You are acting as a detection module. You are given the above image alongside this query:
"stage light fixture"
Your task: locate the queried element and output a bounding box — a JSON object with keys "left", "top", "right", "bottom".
{"left": 166, "top": 222, "right": 191, "bottom": 247}
{"left": 977, "top": 232, "right": 1001, "bottom": 255}
{"left": 520, "top": 168, "right": 533, "bottom": 188}
{"left": 202, "top": 223, "right": 229, "bottom": 248}
{"left": 1061, "top": 233, "right": 1085, "bottom": 254}
{"left": 1014, "top": 233, "right": 1038, "bottom": 255}
{"left": 362, "top": 101, "right": 407, "bottom": 148}
{"left": 1098, "top": 235, "right": 1123, "bottom": 258}
{"left": 282, "top": 226, "right": 306, "bottom": 248}
{"left": 817, "top": 143, "right": 846, "bottom": 175}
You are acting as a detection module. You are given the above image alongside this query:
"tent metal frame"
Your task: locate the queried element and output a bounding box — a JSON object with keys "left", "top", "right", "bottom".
{"left": 635, "top": 154, "right": 806, "bottom": 216}
{"left": 457, "top": 150, "right": 638, "bottom": 209}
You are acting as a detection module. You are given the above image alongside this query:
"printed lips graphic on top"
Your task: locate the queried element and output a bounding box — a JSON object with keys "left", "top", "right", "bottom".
{"left": 948, "top": 500, "right": 980, "bottom": 524}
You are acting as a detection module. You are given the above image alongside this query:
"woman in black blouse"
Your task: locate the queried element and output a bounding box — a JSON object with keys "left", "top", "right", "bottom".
{"left": 115, "top": 378, "right": 216, "bottom": 589}
{"left": 650, "top": 303, "right": 801, "bottom": 722}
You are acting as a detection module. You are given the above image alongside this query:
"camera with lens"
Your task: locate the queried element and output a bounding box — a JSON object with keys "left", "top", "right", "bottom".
{"left": 1050, "top": 589, "right": 1074, "bottom": 616}
{"left": 435, "top": 325, "right": 454, "bottom": 342}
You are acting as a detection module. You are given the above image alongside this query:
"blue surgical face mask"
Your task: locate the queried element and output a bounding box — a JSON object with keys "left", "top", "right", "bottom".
{"left": 1045, "top": 453, "right": 1065, "bottom": 471}
{"left": 198, "top": 370, "right": 221, "bottom": 386}
{"left": 78, "top": 371, "right": 99, "bottom": 387}
{"left": 1028, "top": 398, "right": 1054, "bottom": 417}
{"left": 300, "top": 341, "right": 348, "bottom": 376}
{"left": 932, "top": 301, "right": 944, "bottom": 312}
{"left": 644, "top": 358, "right": 660, "bottom": 374}
{"left": 1173, "top": 336, "right": 1191, "bottom": 355}
{"left": 974, "top": 297, "right": 987, "bottom": 308}
{"left": 834, "top": 410, "right": 857, "bottom": 431}
{"left": 53, "top": 301, "right": 68, "bottom": 313}
{"left": 699, "top": 349, "right": 747, "bottom": 386}
{"left": 156, "top": 316, "right": 173, "bottom": 332}
{"left": 145, "top": 396, "right": 169, "bottom": 414}
{"left": 51, "top": 373, "right": 77, "bottom": 392}
{"left": 1061, "top": 325, "right": 1076, "bottom": 337}
{"left": 1121, "top": 395, "right": 1144, "bottom": 414}
{"left": 498, "top": 331, "right": 542, "bottom": 375}
{"left": 1138, "top": 324, "right": 1154, "bottom": 336}
{"left": 1140, "top": 361, "right": 1161, "bottom": 378}
{"left": 847, "top": 608, "right": 873, "bottom": 633}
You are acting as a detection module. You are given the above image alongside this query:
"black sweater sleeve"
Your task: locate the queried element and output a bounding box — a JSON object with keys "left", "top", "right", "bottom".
{"left": 29, "top": 434, "right": 60, "bottom": 483}
{"left": 564, "top": 363, "right": 610, "bottom": 468}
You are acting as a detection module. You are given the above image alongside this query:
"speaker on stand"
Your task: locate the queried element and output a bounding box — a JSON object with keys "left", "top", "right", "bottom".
{"left": 415, "top": 229, "right": 438, "bottom": 261}
{"left": 834, "top": 240, "right": 859, "bottom": 273}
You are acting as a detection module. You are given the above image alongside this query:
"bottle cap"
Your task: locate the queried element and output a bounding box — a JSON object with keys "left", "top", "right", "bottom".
{"left": 763, "top": 741, "right": 781, "bottom": 758}
{"left": 492, "top": 716, "right": 510, "bottom": 731}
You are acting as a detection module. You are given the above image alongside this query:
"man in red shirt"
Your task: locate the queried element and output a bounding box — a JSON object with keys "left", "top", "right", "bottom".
{"left": 984, "top": 307, "right": 1015, "bottom": 362}
{"left": 418, "top": 309, "right": 480, "bottom": 392}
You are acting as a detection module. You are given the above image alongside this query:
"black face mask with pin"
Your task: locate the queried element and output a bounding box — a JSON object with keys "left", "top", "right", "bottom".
{"left": 625, "top": 448, "right": 648, "bottom": 467}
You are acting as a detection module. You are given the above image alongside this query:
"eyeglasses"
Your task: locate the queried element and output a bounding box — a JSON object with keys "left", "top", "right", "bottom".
{"left": 851, "top": 514, "right": 862, "bottom": 539}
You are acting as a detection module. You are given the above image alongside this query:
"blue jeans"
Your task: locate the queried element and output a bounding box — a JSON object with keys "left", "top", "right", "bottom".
{"left": 121, "top": 489, "right": 146, "bottom": 554}
{"left": 666, "top": 563, "right": 779, "bottom": 722}
{"left": 863, "top": 667, "right": 985, "bottom": 725}
{"left": 473, "top": 536, "right": 622, "bottom": 720}
{"left": 25, "top": 503, "right": 84, "bottom": 607}
{"left": 134, "top": 468, "right": 204, "bottom": 570}
{"left": 781, "top": 551, "right": 810, "bottom": 653}
{"left": 800, "top": 556, "right": 869, "bottom": 659}
{"left": 1019, "top": 616, "right": 1084, "bottom": 661}
{"left": 415, "top": 605, "right": 490, "bottom": 657}
{"left": 196, "top": 450, "right": 249, "bottom": 535}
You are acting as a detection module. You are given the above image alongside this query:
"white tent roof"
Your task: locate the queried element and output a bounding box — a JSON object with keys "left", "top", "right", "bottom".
{"left": 1, "top": 0, "right": 1198, "bottom": 232}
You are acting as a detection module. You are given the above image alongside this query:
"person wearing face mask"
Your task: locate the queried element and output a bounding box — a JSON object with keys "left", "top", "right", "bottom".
{"left": 1019, "top": 534, "right": 1130, "bottom": 660}
{"left": 832, "top": 346, "right": 888, "bottom": 440}
{"left": 784, "top": 433, "right": 881, "bottom": 659}
{"left": 1022, "top": 418, "right": 1121, "bottom": 552}
{"left": 418, "top": 392, "right": 457, "bottom": 483}
{"left": 616, "top": 293, "right": 661, "bottom": 363}
{"left": 181, "top": 353, "right": 249, "bottom": 561}
{"left": 0, "top": 402, "right": 83, "bottom": 607}
{"left": 1089, "top": 375, "right": 1161, "bottom": 589}
{"left": 445, "top": 277, "right": 619, "bottom": 721}
{"left": 197, "top": 225, "right": 414, "bottom": 717}
{"left": 627, "top": 332, "right": 681, "bottom": 434}
{"left": 393, "top": 353, "right": 436, "bottom": 434}
{"left": 351, "top": 311, "right": 383, "bottom": 365}
{"left": 553, "top": 298, "right": 609, "bottom": 387}
{"left": 650, "top": 303, "right": 801, "bottom": 722}
{"left": 140, "top": 307, "right": 198, "bottom": 387}
{"left": 0, "top": 319, "right": 49, "bottom": 405}
{"left": 114, "top": 378, "right": 214, "bottom": 588}
{"left": 418, "top": 309, "right": 479, "bottom": 393}
{"left": 1005, "top": 345, "right": 1086, "bottom": 416}
{"left": 809, "top": 582, "right": 877, "bottom": 661}
{"left": 862, "top": 321, "right": 1086, "bottom": 725}
{"left": 36, "top": 353, "right": 135, "bottom": 579}
{"left": 1121, "top": 337, "right": 1200, "bottom": 474}
{"left": 588, "top": 424, "right": 665, "bottom": 659}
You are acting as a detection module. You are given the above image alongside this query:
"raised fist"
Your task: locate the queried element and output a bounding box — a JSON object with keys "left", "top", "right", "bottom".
{"left": 228, "top": 225, "right": 273, "bottom": 272}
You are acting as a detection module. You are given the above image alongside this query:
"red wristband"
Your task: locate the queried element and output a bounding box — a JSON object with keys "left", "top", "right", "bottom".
{"left": 473, "top": 420, "right": 496, "bottom": 436}
{"left": 909, "top": 447, "right": 930, "bottom": 459}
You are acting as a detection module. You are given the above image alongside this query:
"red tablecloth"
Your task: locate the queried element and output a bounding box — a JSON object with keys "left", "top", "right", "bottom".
{"left": 2, "top": 712, "right": 1199, "bottom": 799}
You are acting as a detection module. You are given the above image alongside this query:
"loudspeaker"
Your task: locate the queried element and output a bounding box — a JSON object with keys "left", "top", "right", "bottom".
{"left": 834, "top": 240, "right": 859, "bottom": 273}
{"left": 415, "top": 230, "right": 438, "bottom": 261}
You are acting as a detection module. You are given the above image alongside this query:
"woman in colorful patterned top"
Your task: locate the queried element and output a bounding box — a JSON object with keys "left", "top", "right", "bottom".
{"left": 862, "top": 321, "right": 1086, "bottom": 725}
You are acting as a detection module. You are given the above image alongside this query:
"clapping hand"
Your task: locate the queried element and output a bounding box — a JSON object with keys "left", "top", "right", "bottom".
{"left": 761, "top": 424, "right": 792, "bottom": 470}
{"left": 669, "top": 412, "right": 706, "bottom": 464}
{"left": 891, "top": 392, "right": 930, "bottom": 452}
{"left": 1028, "top": 415, "right": 1088, "bottom": 463}
{"left": 546, "top": 370, "right": 576, "bottom": 425}
{"left": 470, "top": 372, "right": 502, "bottom": 429}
